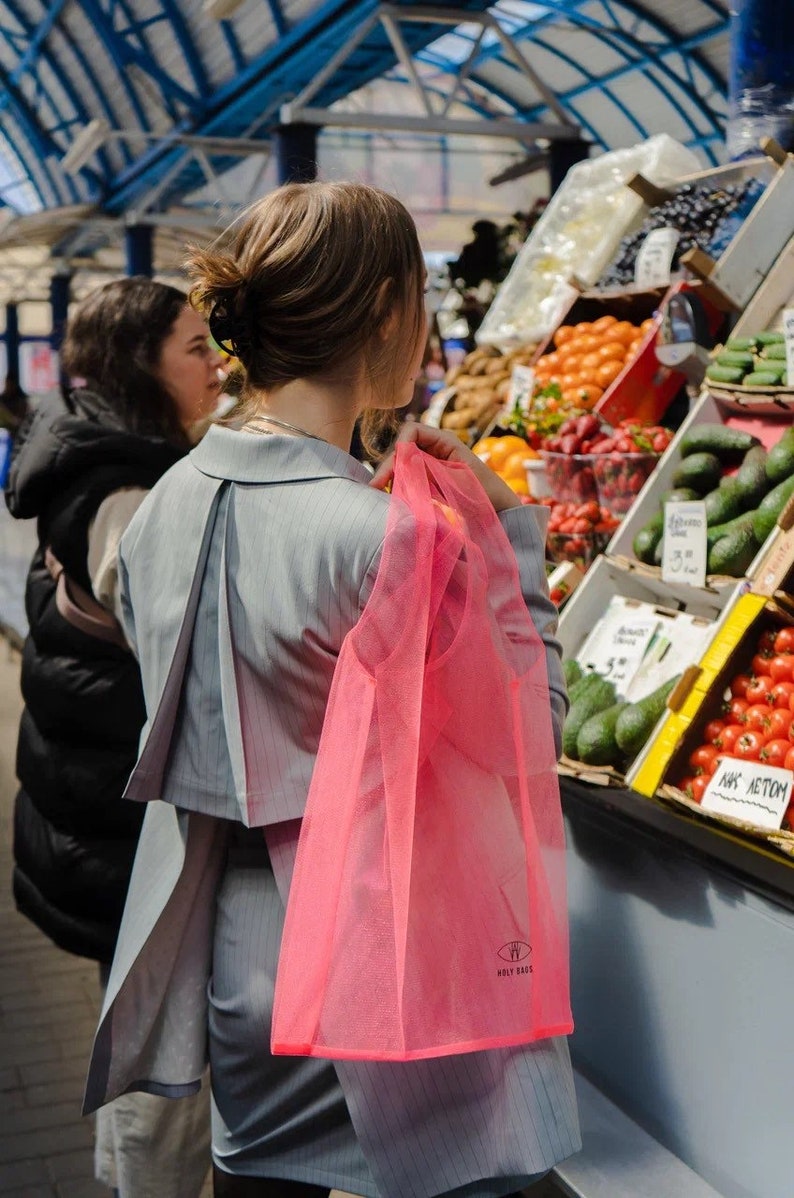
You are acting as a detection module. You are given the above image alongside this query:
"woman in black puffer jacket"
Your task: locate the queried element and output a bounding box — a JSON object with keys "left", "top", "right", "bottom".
{"left": 5, "top": 277, "right": 225, "bottom": 1198}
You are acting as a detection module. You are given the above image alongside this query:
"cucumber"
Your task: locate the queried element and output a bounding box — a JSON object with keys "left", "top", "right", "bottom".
{"left": 753, "top": 474, "right": 794, "bottom": 544}
{"left": 734, "top": 445, "right": 769, "bottom": 509}
{"left": 757, "top": 331, "right": 785, "bottom": 345}
{"left": 724, "top": 337, "right": 758, "bottom": 353}
{"left": 679, "top": 424, "right": 761, "bottom": 461}
{"left": 672, "top": 452, "right": 722, "bottom": 492}
{"left": 563, "top": 678, "right": 617, "bottom": 759}
{"left": 706, "top": 512, "right": 755, "bottom": 549}
{"left": 576, "top": 701, "right": 628, "bottom": 767}
{"left": 706, "top": 364, "right": 746, "bottom": 385}
{"left": 708, "top": 524, "right": 760, "bottom": 577}
{"left": 765, "top": 427, "right": 794, "bottom": 484}
{"left": 660, "top": 487, "right": 701, "bottom": 503}
{"left": 704, "top": 480, "right": 744, "bottom": 526}
{"left": 744, "top": 370, "right": 785, "bottom": 387}
{"left": 563, "top": 659, "right": 583, "bottom": 690}
{"left": 763, "top": 342, "right": 788, "bottom": 362}
{"left": 715, "top": 351, "right": 755, "bottom": 371}
{"left": 615, "top": 676, "right": 681, "bottom": 761}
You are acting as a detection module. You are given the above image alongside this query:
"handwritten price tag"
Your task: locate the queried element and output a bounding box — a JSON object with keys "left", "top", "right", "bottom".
{"left": 702, "top": 758, "right": 793, "bottom": 830}
{"left": 578, "top": 614, "right": 658, "bottom": 697}
{"left": 662, "top": 500, "right": 707, "bottom": 588}
{"left": 635, "top": 227, "right": 680, "bottom": 290}
{"left": 783, "top": 308, "right": 794, "bottom": 387}
{"left": 508, "top": 365, "right": 535, "bottom": 415}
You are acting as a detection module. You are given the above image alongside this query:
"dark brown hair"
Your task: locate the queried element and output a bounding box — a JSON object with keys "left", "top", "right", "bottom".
{"left": 61, "top": 277, "right": 190, "bottom": 446}
{"left": 186, "top": 182, "right": 426, "bottom": 452}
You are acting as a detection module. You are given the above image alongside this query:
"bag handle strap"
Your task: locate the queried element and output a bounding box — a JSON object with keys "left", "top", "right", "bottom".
{"left": 44, "top": 546, "right": 130, "bottom": 652}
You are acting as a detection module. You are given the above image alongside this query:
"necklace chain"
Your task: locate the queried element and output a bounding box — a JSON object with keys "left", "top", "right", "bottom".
{"left": 244, "top": 414, "right": 325, "bottom": 442}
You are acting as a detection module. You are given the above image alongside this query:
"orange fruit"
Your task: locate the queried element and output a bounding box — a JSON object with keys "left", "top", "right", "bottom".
{"left": 598, "top": 341, "right": 627, "bottom": 362}
{"left": 626, "top": 338, "right": 644, "bottom": 358}
{"left": 488, "top": 436, "right": 531, "bottom": 470}
{"left": 610, "top": 321, "right": 638, "bottom": 346}
{"left": 596, "top": 360, "right": 624, "bottom": 388}
{"left": 553, "top": 325, "right": 576, "bottom": 347}
{"left": 501, "top": 450, "right": 532, "bottom": 480}
{"left": 575, "top": 334, "right": 601, "bottom": 353}
{"left": 472, "top": 436, "right": 499, "bottom": 458}
{"left": 505, "top": 476, "right": 530, "bottom": 495}
{"left": 579, "top": 350, "right": 603, "bottom": 369}
{"left": 591, "top": 314, "right": 618, "bottom": 333}
{"left": 574, "top": 321, "right": 593, "bottom": 335}
{"left": 563, "top": 383, "right": 603, "bottom": 407}
{"left": 640, "top": 318, "right": 656, "bottom": 335}
{"left": 560, "top": 372, "right": 583, "bottom": 389}
{"left": 577, "top": 367, "right": 602, "bottom": 388}
{"left": 557, "top": 347, "right": 582, "bottom": 368}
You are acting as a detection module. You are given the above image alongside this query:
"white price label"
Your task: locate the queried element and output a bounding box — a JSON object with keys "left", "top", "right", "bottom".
{"left": 702, "top": 758, "right": 793, "bottom": 830}
{"left": 578, "top": 615, "right": 658, "bottom": 697}
{"left": 634, "top": 227, "right": 680, "bottom": 290}
{"left": 662, "top": 501, "right": 707, "bottom": 588}
{"left": 783, "top": 308, "right": 794, "bottom": 387}
{"left": 424, "top": 389, "right": 452, "bottom": 429}
{"left": 508, "top": 365, "right": 535, "bottom": 415}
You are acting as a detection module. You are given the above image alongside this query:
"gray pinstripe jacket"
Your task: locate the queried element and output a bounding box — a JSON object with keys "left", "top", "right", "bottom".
{"left": 84, "top": 425, "right": 580, "bottom": 1193}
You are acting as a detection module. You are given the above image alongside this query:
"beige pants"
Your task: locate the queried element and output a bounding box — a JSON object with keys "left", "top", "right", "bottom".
{"left": 94, "top": 1080, "right": 212, "bottom": 1198}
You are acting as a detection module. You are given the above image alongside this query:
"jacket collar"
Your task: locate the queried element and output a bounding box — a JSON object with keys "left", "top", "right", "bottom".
{"left": 189, "top": 422, "right": 372, "bottom": 485}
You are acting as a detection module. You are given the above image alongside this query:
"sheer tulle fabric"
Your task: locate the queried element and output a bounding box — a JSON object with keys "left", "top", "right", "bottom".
{"left": 272, "top": 443, "right": 572, "bottom": 1061}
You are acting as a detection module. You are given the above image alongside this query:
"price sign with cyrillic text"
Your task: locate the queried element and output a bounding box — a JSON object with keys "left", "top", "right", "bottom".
{"left": 783, "top": 308, "right": 794, "bottom": 387}
{"left": 662, "top": 500, "right": 707, "bottom": 588}
{"left": 635, "top": 227, "right": 680, "bottom": 290}
{"left": 702, "top": 757, "right": 793, "bottom": 830}
{"left": 508, "top": 365, "right": 535, "bottom": 415}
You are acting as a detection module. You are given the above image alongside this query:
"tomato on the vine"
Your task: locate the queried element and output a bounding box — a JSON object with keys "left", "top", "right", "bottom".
{"left": 762, "top": 739, "right": 792, "bottom": 768}
{"left": 769, "top": 655, "right": 794, "bottom": 683}
{"left": 771, "top": 681, "right": 794, "bottom": 710}
{"left": 689, "top": 744, "right": 719, "bottom": 775}
{"left": 746, "top": 675, "right": 775, "bottom": 706}
{"left": 774, "top": 628, "right": 794, "bottom": 655}
{"left": 735, "top": 730, "right": 765, "bottom": 760}
{"left": 703, "top": 719, "right": 726, "bottom": 745}
{"left": 730, "top": 674, "right": 752, "bottom": 699}
{"left": 744, "top": 704, "right": 773, "bottom": 733}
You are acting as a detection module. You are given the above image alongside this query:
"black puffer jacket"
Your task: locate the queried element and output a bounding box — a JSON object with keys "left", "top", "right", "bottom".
{"left": 6, "top": 389, "right": 181, "bottom": 962}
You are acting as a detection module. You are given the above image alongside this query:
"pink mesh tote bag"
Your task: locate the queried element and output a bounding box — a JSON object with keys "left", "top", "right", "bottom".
{"left": 271, "top": 442, "right": 572, "bottom": 1061}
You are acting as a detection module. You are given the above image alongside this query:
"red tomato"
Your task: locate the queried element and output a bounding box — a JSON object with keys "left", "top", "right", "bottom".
{"left": 730, "top": 674, "right": 752, "bottom": 699}
{"left": 678, "top": 774, "right": 696, "bottom": 796}
{"left": 758, "top": 629, "right": 779, "bottom": 655}
{"left": 784, "top": 804, "right": 794, "bottom": 832}
{"left": 761, "top": 738, "right": 792, "bottom": 767}
{"left": 746, "top": 675, "right": 775, "bottom": 706}
{"left": 744, "top": 704, "right": 773, "bottom": 733}
{"left": 735, "top": 730, "right": 765, "bottom": 760}
{"left": 785, "top": 747, "right": 794, "bottom": 773}
{"left": 725, "top": 697, "right": 749, "bottom": 723}
{"left": 715, "top": 723, "right": 744, "bottom": 751}
{"left": 751, "top": 653, "right": 773, "bottom": 679}
{"left": 703, "top": 719, "right": 726, "bottom": 744}
{"left": 771, "top": 681, "right": 794, "bottom": 710}
{"left": 774, "top": 628, "right": 794, "bottom": 655}
{"left": 769, "top": 655, "right": 794, "bottom": 683}
{"left": 689, "top": 744, "right": 719, "bottom": 775}
{"left": 690, "top": 776, "right": 708, "bottom": 803}
{"left": 766, "top": 709, "right": 793, "bottom": 740}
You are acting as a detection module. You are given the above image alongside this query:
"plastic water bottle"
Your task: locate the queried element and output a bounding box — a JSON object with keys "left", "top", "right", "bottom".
{"left": 0, "top": 429, "right": 12, "bottom": 489}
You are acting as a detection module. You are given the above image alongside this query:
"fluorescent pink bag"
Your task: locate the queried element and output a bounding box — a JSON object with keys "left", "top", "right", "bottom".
{"left": 271, "top": 443, "right": 572, "bottom": 1061}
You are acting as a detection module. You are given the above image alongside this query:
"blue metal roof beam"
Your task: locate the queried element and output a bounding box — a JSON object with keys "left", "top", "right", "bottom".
{"left": 106, "top": 0, "right": 208, "bottom": 106}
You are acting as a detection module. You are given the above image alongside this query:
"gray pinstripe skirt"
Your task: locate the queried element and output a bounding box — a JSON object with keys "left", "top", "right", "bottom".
{"left": 208, "top": 824, "right": 579, "bottom": 1198}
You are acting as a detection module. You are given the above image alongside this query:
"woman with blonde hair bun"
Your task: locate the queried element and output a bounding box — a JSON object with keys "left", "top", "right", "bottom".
{"left": 85, "top": 182, "right": 580, "bottom": 1198}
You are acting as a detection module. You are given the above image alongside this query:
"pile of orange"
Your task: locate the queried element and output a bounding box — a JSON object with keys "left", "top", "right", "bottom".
{"left": 471, "top": 434, "right": 539, "bottom": 495}
{"left": 534, "top": 314, "right": 655, "bottom": 410}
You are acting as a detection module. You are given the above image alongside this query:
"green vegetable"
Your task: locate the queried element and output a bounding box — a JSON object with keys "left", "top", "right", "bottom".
{"left": 706, "top": 364, "right": 746, "bottom": 385}
{"left": 563, "top": 659, "right": 583, "bottom": 689}
{"left": 753, "top": 474, "right": 794, "bottom": 544}
{"left": 765, "top": 427, "right": 794, "bottom": 485}
{"left": 715, "top": 351, "right": 755, "bottom": 371}
{"left": 576, "top": 702, "right": 628, "bottom": 767}
{"left": 703, "top": 480, "right": 744, "bottom": 526}
{"left": 705, "top": 512, "right": 756, "bottom": 549}
{"left": 724, "top": 337, "right": 758, "bottom": 353}
{"left": 672, "top": 452, "right": 722, "bottom": 492}
{"left": 615, "top": 676, "right": 681, "bottom": 760}
{"left": 762, "top": 342, "right": 788, "bottom": 362}
{"left": 567, "top": 671, "right": 606, "bottom": 706}
{"left": 744, "top": 370, "right": 785, "bottom": 387}
{"left": 563, "top": 678, "right": 617, "bottom": 759}
{"left": 653, "top": 535, "right": 665, "bottom": 566}
{"left": 679, "top": 424, "right": 761, "bottom": 460}
{"left": 660, "top": 487, "right": 701, "bottom": 503}
{"left": 708, "top": 524, "right": 760, "bottom": 577}
{"left": 733, "top": 445, "right": 769, "bottom": 510}
{"left": 633, "top": 512, "right": 665, "bottom": 564}
{"left": 756, "top": 331, "right": 785, "bottom": 346}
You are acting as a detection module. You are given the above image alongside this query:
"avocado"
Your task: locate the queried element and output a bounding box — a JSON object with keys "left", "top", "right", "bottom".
{"left": 563, "top": 659, "right": 583, "bottom": 689}
{"left": 765, "top": 427, "right": 794, "bottom": 485}
{"left": 703, "top": 480, "right": 744, "bottom": 526}
{"left": 633, "top": 512, "right": 665, "bottom": 563}
{"left": 705, "top": 512, "right": 755, "bottom": 549}
{"left": 708, "top": 524, "right": 760, "bottom": 576}
{"left": 575, "top": 701, "right": 628, "bottom": 767}
{"left": 660, "top": 487, "right": 701, "bottom": 503}
{"left": 563, "top": 677, "right": 617, "bottom": 759}
{"left": 679, "top": 424, "right": 761, "bottom": 461}
{"left": 653, "top": 534, "right": 665, "bottom": 566}
{"left": 672, "top": 452, "right": 722, "bottom": 493}
{"left": 615, "top": 676, "right": 681, "bottom": 760}
{"left": 733, "top": 445, "right": 770, "bottom": 509}
{"left": 753, "top": 474, "right": 794, "bottom": 544}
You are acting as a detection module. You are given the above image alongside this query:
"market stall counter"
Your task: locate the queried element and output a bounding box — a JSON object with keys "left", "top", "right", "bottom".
{"left": 561, "top": 773, "right": 794, "bottom": 1198}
